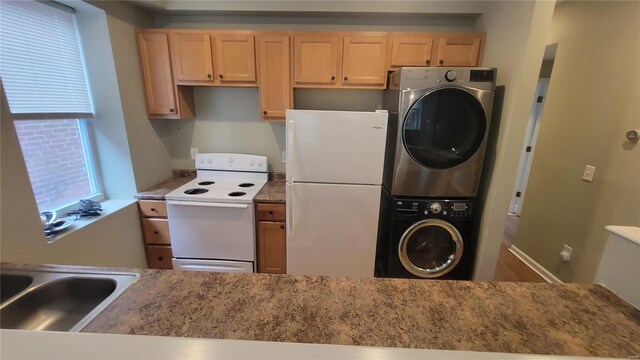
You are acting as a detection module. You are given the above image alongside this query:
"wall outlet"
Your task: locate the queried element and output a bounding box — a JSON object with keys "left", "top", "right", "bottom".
{"left": 560, "top": 244, "right": 572, "bottom": 262}
{"left": 190, "top": 148, "right": 199, "bottom": 160}
{"left": 282, "top": 151, "right": 286, "bottom": 163}
{"left": 582, "top": 165, "right": 595, "bottom": 182}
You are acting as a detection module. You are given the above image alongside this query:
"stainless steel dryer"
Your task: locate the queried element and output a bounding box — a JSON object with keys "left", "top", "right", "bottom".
{"left": 382, "top": 67, "right": 496, "bottom": 197}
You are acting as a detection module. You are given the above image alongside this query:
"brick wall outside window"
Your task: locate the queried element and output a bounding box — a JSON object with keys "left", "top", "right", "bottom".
{"left": 14, "top": 119, "right": 94, "bottom": 212}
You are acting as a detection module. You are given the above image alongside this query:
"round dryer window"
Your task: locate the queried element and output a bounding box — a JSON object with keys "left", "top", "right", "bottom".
{"left": 403, "top": 88, "right": 487, "bottom": 169}
{"left": 398, "top": 219, "right": 464, "bottom": 278}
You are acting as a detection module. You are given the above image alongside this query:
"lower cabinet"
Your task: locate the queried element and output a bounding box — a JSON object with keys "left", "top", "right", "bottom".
{"left": 138, "top": 200, "right": 174, "bottom": 270}
{"left": 255, "top": 203, "right": 286, "bottom": 274}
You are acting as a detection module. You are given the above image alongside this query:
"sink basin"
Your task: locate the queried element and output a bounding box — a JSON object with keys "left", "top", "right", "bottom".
{"left": 0, "top": 268, "right": 139, "bottom": 332}
{"left": 1, "top": 274, "right": 33, "bottom": 303}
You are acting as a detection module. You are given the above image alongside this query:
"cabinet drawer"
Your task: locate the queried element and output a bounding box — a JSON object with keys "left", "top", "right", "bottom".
{"left": 142, "top": 219, "right": 171, "bottom": 245}
{"left": 139, "top": 200, "right": 168, "bottom": 218}
{"left": 256, "top": 203, "right": 286, "bottom": 221}
{"left": 146, "top": 245, "right": 173, "bottom": 270}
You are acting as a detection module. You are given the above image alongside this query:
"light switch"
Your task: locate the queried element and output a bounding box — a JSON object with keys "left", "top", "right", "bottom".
{"left": 582, "top": 165, "right": 595, "bottom": 182}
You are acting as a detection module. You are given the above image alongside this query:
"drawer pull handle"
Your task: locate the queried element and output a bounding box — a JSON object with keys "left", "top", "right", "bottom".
{"left": 158, "top": 256, "right": 163, "bottom": 261}
{"left": 207, "top": 74, "right": 212, "bottom": 78}
{"left": 426, "top": 59, "right": 430, "bottom": 66}
{"left": 263, "top": 111, "right": 267, "bottom": 115}
{"left": 154, "top": 231, "right": 159, "bottom": 235}
{"left": 330, "top": 76, "right": 335, "bottom": 81}
{"left": 169, "top": 108, "right": 175, "bottom": 112}
{"left": 150, "top": 208, "right": 157, "bottom": 212}
{"left": 268, "top": 211, "right": 273, "bottom": 215}
{"left": 219, "top": 74, "right": 223, "bottom": 79}
{"left": 439, "top": 59, "right": 444, "bottom": 65}
{"left": 280, "top": 225, "right": 284, "bottom": 229}
{"left": 343, "top": 76, "right": 348, "bottom": 81}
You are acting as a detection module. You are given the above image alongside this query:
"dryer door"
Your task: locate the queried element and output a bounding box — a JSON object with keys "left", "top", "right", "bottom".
{"left": 403, "top": 87, "right": 486, "bottom": 169}
{"left": 398, "top": 219, "right": 463, "bottom": 278}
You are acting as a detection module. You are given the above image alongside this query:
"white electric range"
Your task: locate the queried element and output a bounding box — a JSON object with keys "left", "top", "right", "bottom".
{"left": 165, "top": 153, "right": 268, "bottom": 273}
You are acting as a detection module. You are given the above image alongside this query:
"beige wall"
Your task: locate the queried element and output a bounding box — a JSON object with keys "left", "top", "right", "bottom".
{"left": 513, "top": 1, "right": 640, "bottom": 283}
{"left": 472, "top": 0, "right": 555, "bottom": 280}
{"left": 0, "top": 2, "right": 151, "bottom": 268}
{"left": 152, "top": 15, "right": 474, "bottom": 173}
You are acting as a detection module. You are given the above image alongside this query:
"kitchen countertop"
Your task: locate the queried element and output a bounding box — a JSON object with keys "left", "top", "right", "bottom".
{"left": 70, "top": 265, "right": 640, "bottom": 358}
{"left": 135, "top": 171, "right": 285, "bottom": 203}
{"left": 254, "top": 180, "right": 285, "bottom": 204}
{"left": 134, "top": 172, "right": 195, "bottom": 201}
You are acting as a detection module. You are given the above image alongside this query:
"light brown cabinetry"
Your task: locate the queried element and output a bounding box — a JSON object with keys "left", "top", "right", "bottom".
{"left": 389, "top": 35, "right": 435, "bottom": 67}
{"left": 213, "top": 34, "right": 256, "bottom": 83}
{"left": 255, "top": 203, "right": 286, "bottom": 274}
{"left": 138, "top": 200, "right": 173, "bottom": 270}
{"left": 257, "top": 35, "right": 292, "bottom": 120}
{"left": 293, "top": 35, "right": 340, "bottom": 86}
{"left": 136, "top": 30, "right": 195, "bottom": 119}
{"left": 170, "top": 31, "right": 214, "bottom": 83}
{"left": 435, "top": 34, "right": 483, "bottom": 67}
{"left": 342, "top": 35, "right": 387, "bottom": 86}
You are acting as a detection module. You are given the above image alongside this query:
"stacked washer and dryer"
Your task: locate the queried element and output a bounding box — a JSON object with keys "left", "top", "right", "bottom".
{"left": 376, "top": 67, "right": 497, "bottom": 280}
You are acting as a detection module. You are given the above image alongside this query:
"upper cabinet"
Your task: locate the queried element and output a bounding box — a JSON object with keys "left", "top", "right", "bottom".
{"left": 342, "top": 35, "right": 387, "bottom": 87}
{"left": 435, "top": 34, "right": 483, "bottom": 67}
{"left": 292, "top": 33, "right": 388, "bottom": 89}
{"left": 136, "top": 29, "right": 194, "bottom": 119}
{"left": 213, "top": 34, "right": 257, "bottom": 84}
{"left": 136, "top": 29, "right": 485, "bottom": 120}
{"left": 389, "top": 35, "right": 435, "bottom": 67}
{"left": 293, "top": 35, "right": 340, "bottom": 86}
{"left": 258, "top": 35, "right": 291, "bottom": 120}
{"left": 170, "top": 31, "right": 214, "bottom": 83}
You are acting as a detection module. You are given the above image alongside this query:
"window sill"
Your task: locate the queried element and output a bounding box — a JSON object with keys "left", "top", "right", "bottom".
{"left": 45, "top": 199, "right": 137, "bottom": 244}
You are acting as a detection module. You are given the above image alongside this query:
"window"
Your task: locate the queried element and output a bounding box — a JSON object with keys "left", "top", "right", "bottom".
{"left": 0, "top": 0, "right": 101, "bottom": 212}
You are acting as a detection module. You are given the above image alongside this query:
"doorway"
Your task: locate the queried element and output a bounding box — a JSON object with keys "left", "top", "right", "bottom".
{"left": 493, "top": 43, "right": 557, "bottom": 282}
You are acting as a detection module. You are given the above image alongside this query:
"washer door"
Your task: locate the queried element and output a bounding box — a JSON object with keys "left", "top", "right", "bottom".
{"left": 398, "top": 219, "right": 464, "bottom": 278}
{"left": 403, "top": 87, "right": 487, "bottom": 169}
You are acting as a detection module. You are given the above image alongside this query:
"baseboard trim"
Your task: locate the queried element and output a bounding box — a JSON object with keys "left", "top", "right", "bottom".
{"left": 509, "top": 246, "right": 563, "bottom": 283}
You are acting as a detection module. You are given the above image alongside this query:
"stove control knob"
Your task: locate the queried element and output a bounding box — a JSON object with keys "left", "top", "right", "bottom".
{"left": 207, "top": 158, "right": 213, "bottom": 164}
{"left": 258, "top": 160, "right": 264, "bottom": 167}
{"left": 430, "top": 202, "right": 442, "bottom": 214}
{"left": 445, "top": 70, "right": 457, "bottom": 82}
{"left": 250, "top": 160, "right": 255, "bottom": 166}
{"left": 229, "top": 157, "right": 235, "bottom": 163}
{"left": 198, "top": 157, "right": 205, "bottom": 164}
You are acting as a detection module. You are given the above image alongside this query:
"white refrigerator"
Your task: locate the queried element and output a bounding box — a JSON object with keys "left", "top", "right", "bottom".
{"left": 286, "top": 109, "right": 388, "bottom": 277}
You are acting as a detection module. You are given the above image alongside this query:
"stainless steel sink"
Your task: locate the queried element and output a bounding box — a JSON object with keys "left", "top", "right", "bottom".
{"left": 0, "top": 274, "right": 33, "bottom": 303}
{"left": 0, "top": 268, "right": 139, "bottom": 332}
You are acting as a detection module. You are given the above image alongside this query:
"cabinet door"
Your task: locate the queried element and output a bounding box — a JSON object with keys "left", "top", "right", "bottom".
{"left": 390, "top": 36, "right": 434, "bottom": 67}
{"left": 293, "top": 35, "right": 340, "bottom": 86}
{"left": 435, "top": 35, "right": 481, "bottom": 67}
{"left": 137, "top": 32, "right": 177, "bottom": 116}
{"left": 342, "top": 36, "right": 387, "bottom": 86}
{"left": 258, "top": 35, "right": 291, "bottom": 120}
{"left": 214, "top": 34, "right": 256, "bottom": 83}
{"left": 257, "top": 221, "right": 286, "bottom": 274}
{"left": 171, "top": 32, "right": 214, "bottom": 82}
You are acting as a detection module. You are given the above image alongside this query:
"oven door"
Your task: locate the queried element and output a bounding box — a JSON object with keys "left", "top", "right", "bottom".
{"left": 167, "top": 200, "right": 255, "bottom": 262}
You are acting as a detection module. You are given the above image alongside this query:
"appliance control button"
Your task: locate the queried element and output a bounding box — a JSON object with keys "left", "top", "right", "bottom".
{"left": 424, "top": 210, "right": 429, "bottom": 215}
{"left": 198, "top": 158, "right": 205, "bottom": 164}
{"left": 445, "top": 70, "right": 457, "bottom": 82}
{"left": 430, "top": 202, "right": 442, "bottom": 214}
{"left": 207, "top": 158, "right": 213, "bottom": 164}
{"left": 250, "top": 160, "right": 255, "bottom": 166}
{"left": 443, "top": 211, "right": 448, "bottom": 216}
{"left": 258, "top": 160, "right": 264, "bottom": 166}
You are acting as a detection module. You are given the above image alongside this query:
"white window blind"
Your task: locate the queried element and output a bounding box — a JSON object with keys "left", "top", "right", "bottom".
{"left": 0, "top": 0, "right": 93, "bottom": 119}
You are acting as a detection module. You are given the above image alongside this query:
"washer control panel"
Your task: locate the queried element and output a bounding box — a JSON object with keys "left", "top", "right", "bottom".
{"left": 395, "top": 199, "right": 474, "bottom": 219}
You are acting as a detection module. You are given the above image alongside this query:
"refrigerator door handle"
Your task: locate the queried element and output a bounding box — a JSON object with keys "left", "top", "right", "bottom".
{"left": 286, "top": 184, "right": 294, "bottom": 238}
{"left": 286, "top": 119, "right": 294, "bottom": 182}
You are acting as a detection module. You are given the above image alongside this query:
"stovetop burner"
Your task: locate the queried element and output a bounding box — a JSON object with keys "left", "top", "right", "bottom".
{"left": 228, "top": 191, "right": 246, "bottom": 197}
{"left": 198, "top": 181, "right": 215, "bottom": 186}
{"left": 238, "top": 183, "right": 254, "bottom": 188}
{"left": 184, "top": 188, "right": 209, "bottom": 195}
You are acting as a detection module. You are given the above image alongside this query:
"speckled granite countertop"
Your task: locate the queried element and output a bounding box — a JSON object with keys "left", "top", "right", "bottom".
{"left": 60, "top": 266, "right": 637, "bottom": 358}
{"left": 135, "top": 171, "right": 195, "bottom": 201}
{"left": 254, "top": 180, "right": 285, "bottom": 204}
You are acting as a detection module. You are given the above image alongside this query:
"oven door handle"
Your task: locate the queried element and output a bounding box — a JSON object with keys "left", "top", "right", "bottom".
{"left": 166, "top": 201, "right": 249, "bottom": 209}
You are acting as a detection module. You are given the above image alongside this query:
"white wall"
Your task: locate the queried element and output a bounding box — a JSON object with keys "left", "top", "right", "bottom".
{"left": 472, "top": 0, "right": 556, "bottom": 280}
